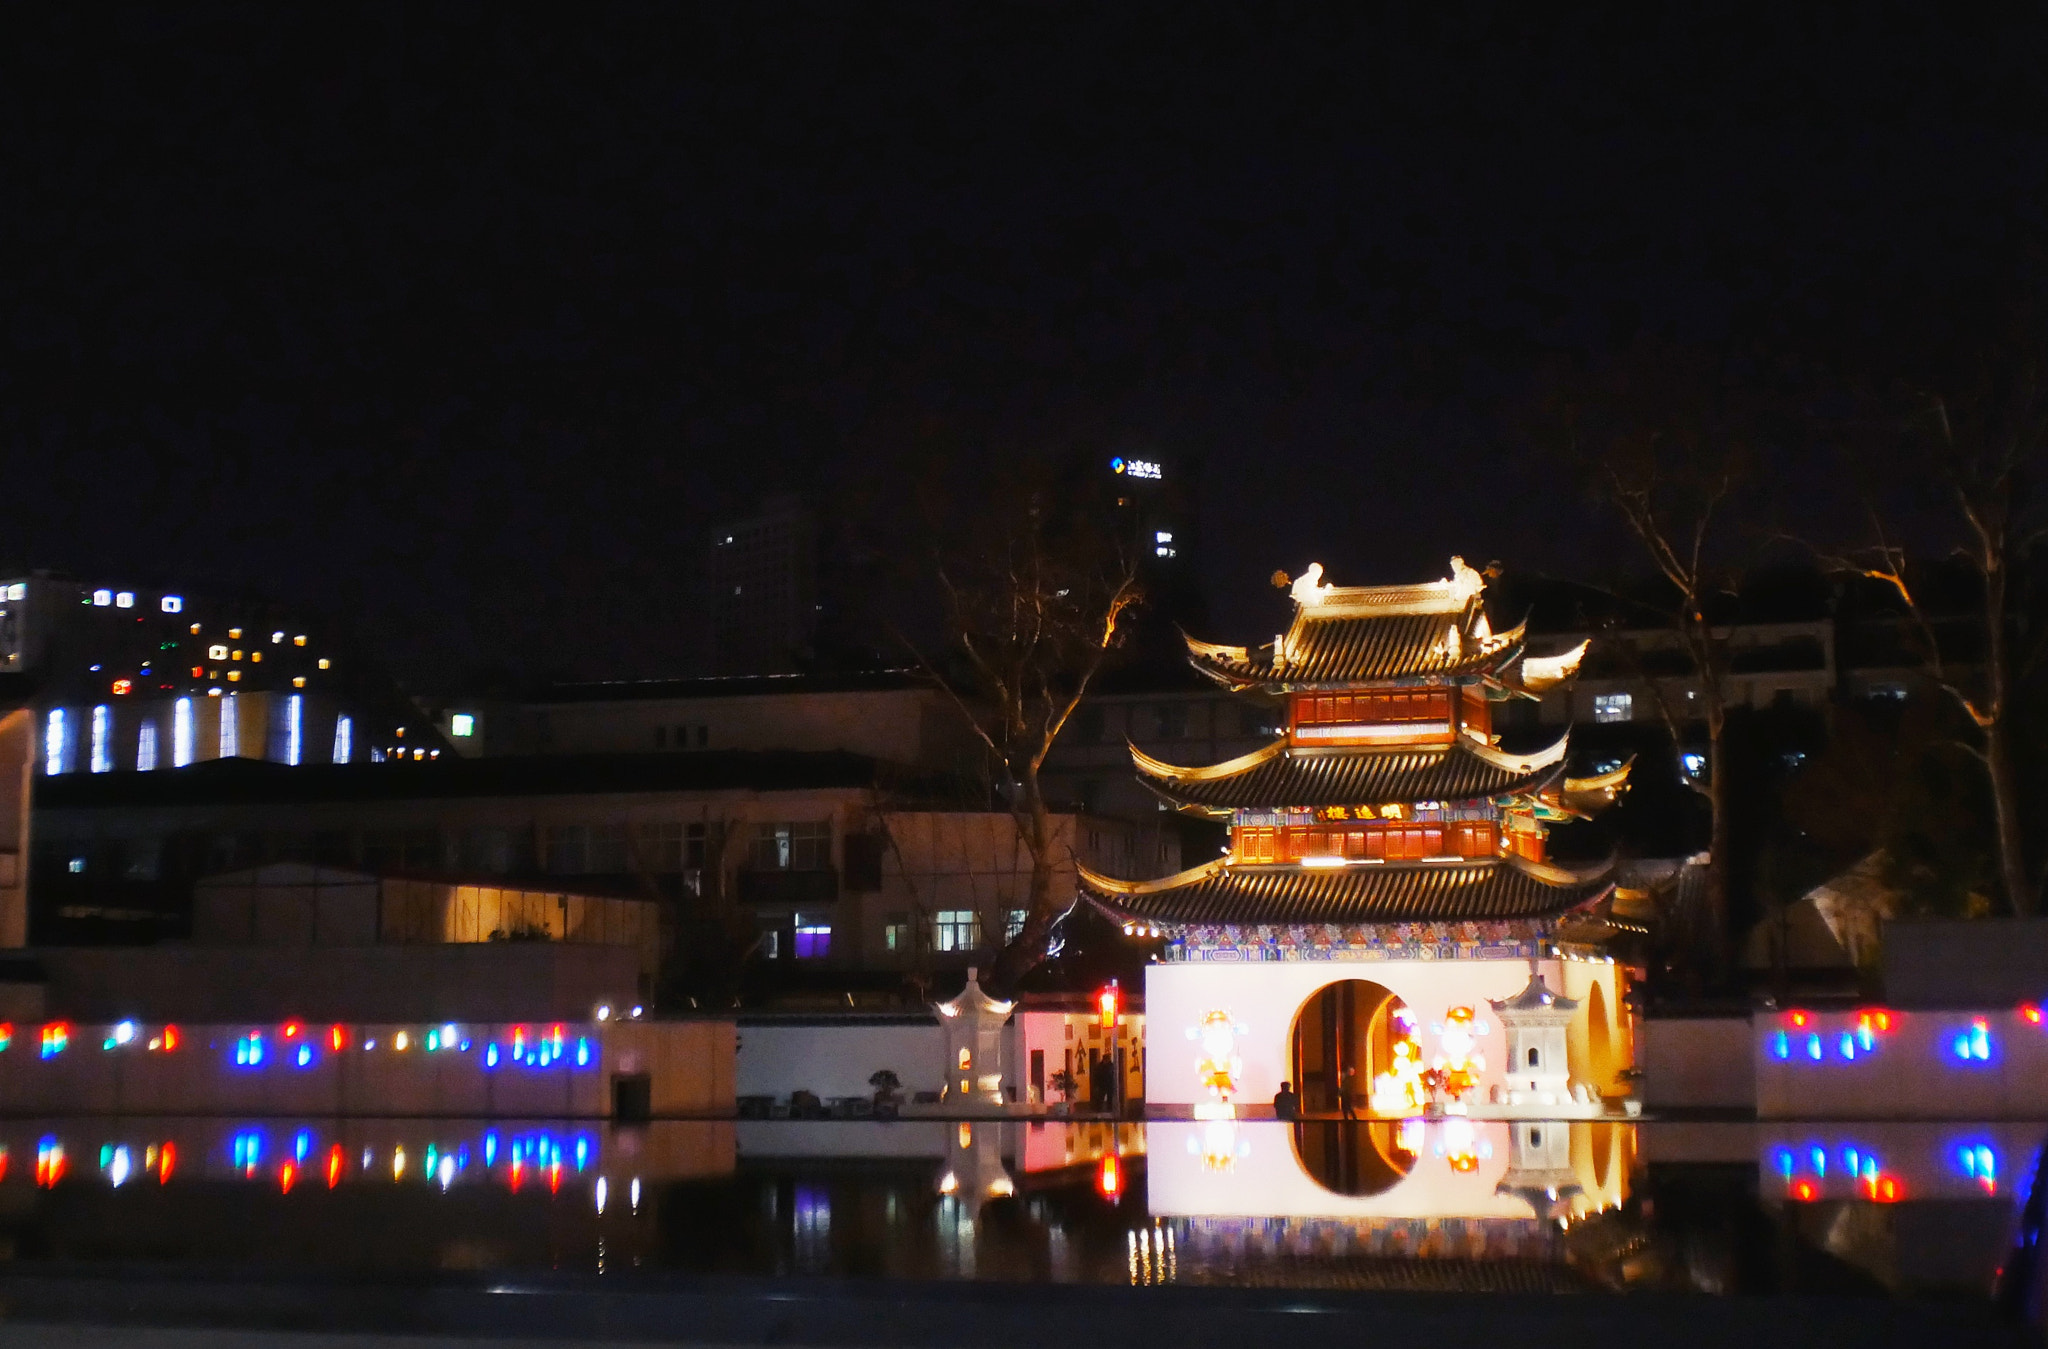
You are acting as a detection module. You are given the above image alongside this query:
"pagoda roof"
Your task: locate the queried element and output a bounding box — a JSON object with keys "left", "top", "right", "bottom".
{"left": 1130, "top": 735, "right": 1569, "bottom": 815}
{"left": 1078, "top": 854, "right": 1614, "bottom": 927}
{"left": 1490, "top": 970, "right": 1579, "bottom": 1013}
{"left": 1187, "top": 605, "right": 1527, "bottom": 689}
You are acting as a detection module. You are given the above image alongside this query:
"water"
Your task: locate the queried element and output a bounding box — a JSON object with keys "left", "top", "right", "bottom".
{"left": 0, "top": 1116, "right": 2032, "bottom": 1300}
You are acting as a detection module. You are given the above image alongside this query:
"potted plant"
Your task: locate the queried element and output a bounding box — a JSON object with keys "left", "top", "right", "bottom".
{"left": 869, "top": 1069, "right": 903, "bottom": 1119}
{"left": 1048, "top": 1068, "right": 1078, "bottom": 1117}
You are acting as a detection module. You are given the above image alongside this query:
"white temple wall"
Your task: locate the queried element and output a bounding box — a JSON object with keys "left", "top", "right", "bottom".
{"left": 1559, "top": 960, "right": 1629, "bottom": 1096}
{"left": 1144, "top": 959, "right": 1562, "bottom": 1109}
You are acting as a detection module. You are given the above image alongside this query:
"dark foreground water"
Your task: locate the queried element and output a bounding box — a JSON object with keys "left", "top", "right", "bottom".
{"left": 0, "top": 1116, "right": 2034, "bottom": 1302}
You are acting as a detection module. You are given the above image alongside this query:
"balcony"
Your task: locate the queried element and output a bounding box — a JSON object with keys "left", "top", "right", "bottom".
{"left": 737, "top": 868, "right": 839, "bottom": 908}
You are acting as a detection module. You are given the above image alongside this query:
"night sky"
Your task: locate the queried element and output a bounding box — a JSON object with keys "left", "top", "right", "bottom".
{"left": 6, "top": 7, "right": 2045, "bottom": 685}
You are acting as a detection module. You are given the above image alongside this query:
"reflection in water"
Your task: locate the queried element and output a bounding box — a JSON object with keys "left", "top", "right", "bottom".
{"left": 0, "top": 1117, "right": 2025, "bottom": 1298}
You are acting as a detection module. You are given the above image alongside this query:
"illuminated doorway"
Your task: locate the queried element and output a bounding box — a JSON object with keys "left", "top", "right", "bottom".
{"left": 1288, "top": 979, "right": 1415, "bottom": 1117}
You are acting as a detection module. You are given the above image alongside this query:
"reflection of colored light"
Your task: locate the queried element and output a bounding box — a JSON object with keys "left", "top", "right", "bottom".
{"left": 1774, "top": 1147, "right": 1794, "bottom": 1179}
{"left": 233, "top": 1130, "right": 263, "bottom": 1177}
{"left": 393, "top": 1147, "right": 406, "bottom": 1180}
{"left": 158, "top": 1141, "right": 175, "bottom": 1183}
{"left": 549, "top": 1162, "right": 562, "bottom": 1194}
{"left": 0, "top": 1022, "right": 12, "bottom": 1051}
{"left": 1790, "top": 1179, "right": 1817, "bottom": 1201}
{"left": 574, "top": 1136, "right": 590, "bottom": 1172}
{"left": 327, "top": 1145, "right": 344, "bottom": 1188}
{"left": 294, "top": 1129, "right": 313, "bottom": 1163}
{"left": 484, "top": 1131, "right": 499, "bottom": 1168}
{"left": 280, "top": 1162, "right": 297, "bottom": 1193}
{"left": 36, "top": 1137, "right": 65, "bottom": 1187}
{"left": 1097, "top": 1152, "right": 1121, "bottom": 1199}
{"left": 40, "top": 1023, "right": 70, "bottom": 1058}
{"left": 509, "top": 1159, "right": 524, "bottom": 1192}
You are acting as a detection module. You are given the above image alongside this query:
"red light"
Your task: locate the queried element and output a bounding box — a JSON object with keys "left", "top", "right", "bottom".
{"left": 158, "top": 1142, "right": 175, "bottom": 1183}
{"left": 111, "top": 679, "right": 132, "bottom": 695}
{"left": 1097, "top": 982, "right": 1120, "bottom": 1030}
{"left": 1789, "top": 1011, "right": 1809, "bottom": 1028}
{"left": 1097, "top": 1152, "right": 1122, "bottom": 1199}
{"left": 191, "top": 666, "right": 205, "bottom": 678}
{"left": 2023, "top": 1005, "right": 2043, "bottom": 1026}
{"left": 280, "top": 1162, "right": 297, "bottom": 1194}
{"left": 326, "top": 1145, "right": 344, "bottom": 1188}
{"left": 162, "top": 1025, "right": 179, "bottom": 1051}
{"left": 1790, "top": 1180, "right": 1817, "bottom": 1201}
{"left": 0, "top": 1148, "right": 9, "bottom": 1183}
{"left": 509, "top": 1159, "right": 524, "bottom": 1192}
{"left": 1868, "top": 1175, "right": 1903, "bottom": 1203}
{"left": 548, "top": 1163, "right": 562, "bottom": 1194}
{"left": 330, "top": 1025, "right": 346, "bottom": 1051}
{"left": 283, "top": 1022, "right": 302, "bottom": 1039}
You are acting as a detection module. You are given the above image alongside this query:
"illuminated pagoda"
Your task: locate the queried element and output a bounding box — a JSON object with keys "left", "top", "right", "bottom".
{"left": 1080, "top": 559, "right": 1635, "bottom": 1120}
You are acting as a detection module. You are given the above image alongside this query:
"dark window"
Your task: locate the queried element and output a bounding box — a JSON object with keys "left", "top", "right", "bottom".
{"left": 1155, "top": 703, "right": 1188, "bottom": 739}
{"left": 695, "top": 725, "right": 709, "bottom": 748}
{"left": 654, "top": 726, "right": 667, "bottom": 749}
{"left": 843, "top": 833, "right": 884, "bottom": 892}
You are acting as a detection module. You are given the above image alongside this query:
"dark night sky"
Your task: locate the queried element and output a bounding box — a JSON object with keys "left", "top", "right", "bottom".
{"left": 5, "top": 6, "right": 2045, "bottom": 685}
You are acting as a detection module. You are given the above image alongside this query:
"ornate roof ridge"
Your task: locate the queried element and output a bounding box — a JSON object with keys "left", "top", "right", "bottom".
{"left": 1284, "top": 557, "right": 1489, "bottom": 618}
{"left": 1463, "top": 732, "right": 1570, "bottom": 776}
{"left": 1127, "top": 737, "right": 1284, "bottom": 783}
{"left": 1075, "top": 855, "right": 1229, "bottom": 897}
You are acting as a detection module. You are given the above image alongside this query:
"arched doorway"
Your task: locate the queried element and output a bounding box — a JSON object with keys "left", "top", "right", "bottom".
{"left": 1587, "top": 980, "right": 1613, "bottom": 1090}
{"left": 1291, "top": 1120, "right": 1418, "bottom": 1197}
{"left": 1288, "top": 979, "right": 1415, "bottom": 1117}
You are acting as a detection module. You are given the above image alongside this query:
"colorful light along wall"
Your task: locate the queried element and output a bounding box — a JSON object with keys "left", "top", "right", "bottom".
{"left": 0, "top": 1019, "right": 600, "bottom": 1073}
{"left": 1773, "top": 1140, "right": 1905, "bottom": 1203}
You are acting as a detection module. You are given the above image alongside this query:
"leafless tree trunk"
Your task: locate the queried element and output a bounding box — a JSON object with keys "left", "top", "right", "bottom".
{"left": 1605, "top": 461, "right": 1739, "bottom": 982}
{"left": 902, "top": 468, "right": 1143, "bottom": 996}
{"left": 1824, "top": 392, "right": 2041, "bottom": 915}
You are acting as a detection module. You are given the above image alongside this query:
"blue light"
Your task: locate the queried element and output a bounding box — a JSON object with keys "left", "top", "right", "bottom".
{"left": 574, "top": 1037, "right": 591, "bottom": 1067}
{"left": 1810, "top": 1146, "right": 1827, "bottom": 1176}
{"left": 1843, "top": 1146, "right": 1861, "bottom": 1174}
{"left": 294, "top": 1129, "right": 313, "bottom": 1163}
{"left": 233, "top": 1129, "right": 264, "bottom": 1173}
{"left": 484, "top": 1131, "right": 499, "bottom": 1167}
{"left": 485, "top": 1043, "right": 500, "bottom": 1069}
{"left": 1837, "top": 1032, "right": 1857, "bottom": 1060}
{"left": 1952, "top": 1020, "right": 1995, "bottom": 1062}
{"left": 233, "top": 1032, "right": 266, "bottom": 1068}
{"left": 1806, "top": 1034, "right": 1823, "bottom": 1061}
{"left": 295, "top": 1045, "right": 313, "bottom": 1068}
{"left": 574, "top": 1136, "right": 590, "bottom": 1172}
{"left": 1771, "top": 1031, "right": 1790, "bottom": 1060}
{"left": 1775, "top": 1147, "right": 1794, "bottom": 1179}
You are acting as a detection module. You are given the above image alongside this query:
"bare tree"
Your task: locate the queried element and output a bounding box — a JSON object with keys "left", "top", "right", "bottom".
{"left": 1602, "top": 451, "right": 1743, "bottom": 980}
{"left": 1823, "top": 383, "right": 2044, "bottom": 916}
{"left": 905, "top": 463, "right": 1143, "bottom": 995}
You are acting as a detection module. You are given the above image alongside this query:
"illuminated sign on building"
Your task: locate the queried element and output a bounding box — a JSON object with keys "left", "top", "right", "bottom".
{"left": 1110, "top": 456, "right": 1162, "bottom": 480}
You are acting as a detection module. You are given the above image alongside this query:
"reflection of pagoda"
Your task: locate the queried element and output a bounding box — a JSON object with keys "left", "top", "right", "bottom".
{"left": 1080, "top": 560, "right": 1635, "bottom": 1117}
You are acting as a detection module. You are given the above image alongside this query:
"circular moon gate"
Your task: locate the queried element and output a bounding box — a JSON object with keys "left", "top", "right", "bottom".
{"left": 1288, "top": 978, "right": 1412, "bottom": 1118}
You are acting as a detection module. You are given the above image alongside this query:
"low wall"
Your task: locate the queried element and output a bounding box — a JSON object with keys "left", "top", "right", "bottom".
{"left": 735, "top": 1015, "right": 944, "bottom": 1103}
{"left": 1640, "top": 1017, "right": 1754, "bottom": 1112}
{"left": 0, "top": 1017, "right": 734, "bottom": 1118}
{"left": 33, "top": 944, "right": 642, "bottom": 1024}
{"left": 1757, "top": 1004, "right": 2048, "bottom": 1118}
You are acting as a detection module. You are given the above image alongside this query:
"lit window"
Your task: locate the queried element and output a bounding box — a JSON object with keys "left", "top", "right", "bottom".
{"left": 884, "top": 913, "right": 911, "bottom": 952}
{"left": 137, "top": 721, "right": 158, "bottom": 772}
{"left": 1155, "top": 545, "right": 1176, "bottom": 557}
{"left": 67, "top": 858, "right": 85, "bottom": 874}
{"left": 189, "top": 623, "right": 201, "bottom": 635}
{"left": 226, "top": 670, "right": 241, "bottom": 682}
{"left": 90, "top": 705, "right": 112, "bottom": 773}
{"left": 230, "top": 650, "right": 242, "bottom": 661}
{"left": 293, "top": 635, "right": 306, "bottom": 646}
{"left": 1006, "top": 909, "right": 1028, "bottom": 941}
{"left": 228, "top": 628, "right": 241, "bottom": 639}
{"left": 333, "top": 716, "right": 353, "bottom": 765}
{"left": 173, "top": 698, "right": 194, "bottom": 767}
{"left": 45, "top": 708, "right": 66, "bottom": 775}
{"left": 115, "top": 592, "right": 134, "bottom": 609}
{"left": 292, "top": 676, "right": 305, "bottom": 688}
{"left": 160, "top": 595, "right": 183, "bottom": 613}
{"left": 220, "top": 694, "right": 238, "bottom": 758}
{"left": 91, "top": 589, "right": 112, "bottom": 606}
{"left": 1681, "top": 751, "right": 1707, "bottom": 779}
{"left": 111, "top": 679, "right": 132, "bottom": 695}
{"left": 759, "top": 928, "right": 781, "bottom": 959}
{"left": 934, "top": 909, "right": 980, "bottom": 952}
{"left": 5, "top": 583, "right": 23, "bottom": 600}
{"left": 751, "top": 821, "right": 831, "bottom": 871}
{"left": 317, "top": 658, "right": 330, "bottom": 670}
{"left": 1154, "top": 531, "right": 1173, "bottom": 543}
{"left": 208, "top": 645, "right": 228, "bottom": 660}
{"left": 1592, "top": 692, "right": 1633, "bottom": 723}
{"left": 249, "top": 652, "right": 261, "bottom": 663}
{"left": 450, "top": 713, "right": 475, "bottom": 738}
{"left": 285, "top": 694, "right": 303, "bottom": 766}
{"left": 794, "top": 918, "right": 832, "bottom": 959}
{"left": 271, "top": 631, "right": 284, "bottom": 644}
